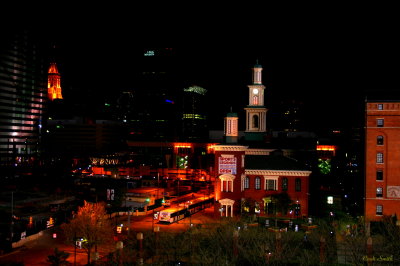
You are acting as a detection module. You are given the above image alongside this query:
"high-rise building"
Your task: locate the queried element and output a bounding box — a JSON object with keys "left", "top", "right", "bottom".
{"left": 0, "top": 29, "right": 47, "bottom": 169}
{"left": 123, "top": 48, "right": 180, "bottom": 141}
{"left": 181, "top": 85, "right": 208, "bottom": 141}
{"left": 365, "top": 100, "right": 400, "bottom": 220}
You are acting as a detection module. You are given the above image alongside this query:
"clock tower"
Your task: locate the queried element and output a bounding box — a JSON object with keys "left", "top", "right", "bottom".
{"left": 244, "top": 61, "right": 267, "bottom": 141}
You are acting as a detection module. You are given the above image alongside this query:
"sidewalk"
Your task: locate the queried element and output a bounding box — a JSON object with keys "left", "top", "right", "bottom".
{"left": 0, "top": 226, "right": 115, "bottom": 266}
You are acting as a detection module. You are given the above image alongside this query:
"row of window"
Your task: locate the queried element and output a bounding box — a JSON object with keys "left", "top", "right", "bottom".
{"left": 243, "top": 177, "right": 301, "bottom": 192}
{"left": 375, "top": 104, "right": 389, "bottom": 216}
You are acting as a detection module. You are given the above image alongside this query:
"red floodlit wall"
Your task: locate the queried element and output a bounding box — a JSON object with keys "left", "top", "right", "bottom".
{"left": 365, "top": 101, "right": 400, "bottom": 221}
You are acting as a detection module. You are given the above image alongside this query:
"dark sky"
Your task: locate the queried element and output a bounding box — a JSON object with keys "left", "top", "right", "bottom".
{"left": 36, "top": 6, "right": 397, "bottom": 132}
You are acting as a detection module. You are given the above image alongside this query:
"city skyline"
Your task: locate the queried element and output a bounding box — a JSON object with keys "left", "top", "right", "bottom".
{"left": 52, "top": 42, "right": 384, "bottom": 131}
{"left": 11, "top": 10, "right": 396, "bottom": 132}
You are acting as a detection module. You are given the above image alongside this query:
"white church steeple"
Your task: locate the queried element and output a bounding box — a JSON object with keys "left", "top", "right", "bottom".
{"left": 244, "top": 61, "right": 268, "bottom": 141}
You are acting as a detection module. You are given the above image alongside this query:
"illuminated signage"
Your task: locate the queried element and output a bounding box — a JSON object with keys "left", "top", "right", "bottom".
{"left": 387, "top": 186, "right": 400, "bottom": 198}
{"left": 218, "top": 157, "right": 237, "bottom": 174}
{"left": 327, "top": 196, "right": 333, "bottom": 205}
{"left": 47, "top": 217, "right": 54, "bottom": 228}
{"left": 144, "top": 50, "right": 155, "bottom": 56}
{"left": 184, "top": 86, "right": 207, "bottom": 95}
{"left": 107, "top": 189, "right": 115, "bottom": 201}
{"left": 316, "top": 145, "right": 336, "bottom": 151}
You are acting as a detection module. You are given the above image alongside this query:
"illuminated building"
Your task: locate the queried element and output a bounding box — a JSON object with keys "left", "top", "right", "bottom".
{"left": 181, "top": 85, "right": 208, "bottom": 141}
{"left": 244, "top": 62, "right": 268, "bottom": 142}
{"left": 0, "top": 29, "right": 46, "bottom": 168}
{"left": 47, "top": 62, "right": 63, "bottom": 101}
{"left": 214, "top": 144, "right": 311, "bottom": 218}
{"left": 213, "top": 62, "right": 311, "bottom": 218}
{"left": 365, "top": 100, "right": 400, "bottom": 220}
{"left": 124, "top": 48, "right": 179, "bottom": 141}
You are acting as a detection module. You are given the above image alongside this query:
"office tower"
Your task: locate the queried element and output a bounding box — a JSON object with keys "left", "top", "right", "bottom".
{"left": 0, "top": 29, "right": 47, "bottom": 169}
{"left": 181, "top": 85, "right": 208, "bottom": 141}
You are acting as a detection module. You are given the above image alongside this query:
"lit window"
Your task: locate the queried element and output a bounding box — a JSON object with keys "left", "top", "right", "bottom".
{"left": 327, "top": 196, "right": 334, "bottom": 205}
{"left": 376, "top": 205, "right": 383, "bottom": 215}
{"left": 376, "top": 187, "right": 383, "bottom": 197}
{"left": 265, "top": 179, "right": 276, "bottom": 191}
{"left": 376, "top": 170, "right": 383, "bottom": 181}
{"left": 377, "top": 119, "right": 384, "bottom": 127}
{"left": 377, "top": 104, "right": 383, "bottom": 110}
{"left": 377, "top": 135, "right": 384, "bottom": 145}
{"left": 253, "top": 95, "right": 259, "bottom": 105}
{"left": 244, "top": 177, "right": 250, "bottom": 189}
{"left": 220, "top": 175, "right": 235, "bottom": 193}
{"left": 255, "top": 177, "right": 261, "bottom": 190}
{"left": 255, "top": 202, "right": 260, "bottom": 213}
{"left": 377, "top": 153, "right": 384, "bottom": 163}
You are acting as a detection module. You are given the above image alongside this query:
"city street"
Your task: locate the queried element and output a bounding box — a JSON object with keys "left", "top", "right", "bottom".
{"left": 0, "top": 206, "right": 217, "bottom": 265}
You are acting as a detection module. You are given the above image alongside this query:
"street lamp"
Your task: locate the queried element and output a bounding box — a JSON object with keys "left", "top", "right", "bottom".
{"left": 74, "top": 236, "right": 84, "bottom": 266}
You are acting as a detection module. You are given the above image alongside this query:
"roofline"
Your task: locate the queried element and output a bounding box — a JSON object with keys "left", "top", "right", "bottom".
{"left": 245, "top": 170, "right": 312, "bottom": 176}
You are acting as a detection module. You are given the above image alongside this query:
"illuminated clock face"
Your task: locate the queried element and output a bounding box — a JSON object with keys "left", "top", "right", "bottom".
{"left": 252, "top": 88, "right": 259, "bottom": 95}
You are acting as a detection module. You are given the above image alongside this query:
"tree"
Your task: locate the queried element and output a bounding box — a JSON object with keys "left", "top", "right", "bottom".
{"left": 271, "top": 192, "right": 292, "bottom": 215}
{"left": 61, "top": 201, "right": 114, "bottom": 265}
{"left": 47, "top": 247, "right": 70, "bottom": 266}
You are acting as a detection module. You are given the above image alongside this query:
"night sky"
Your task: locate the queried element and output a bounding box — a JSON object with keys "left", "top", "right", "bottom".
{"left": 29, "top": 6, "right": 397, "bottom": 132}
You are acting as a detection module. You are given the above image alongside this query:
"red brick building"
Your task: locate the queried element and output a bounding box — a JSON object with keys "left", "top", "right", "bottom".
{"left": 365, "top": 100, "right": 400, "bottom": 221}
{"left": 213, "top": 62, "right": 311, "bottom": 219}
{"left": 214, "top": 145, "right": 311, "bottom": 218}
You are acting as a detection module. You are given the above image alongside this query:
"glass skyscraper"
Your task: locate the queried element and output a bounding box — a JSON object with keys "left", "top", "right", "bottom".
{"left": 0, "top": 29, "right": 47, "bottom": 168}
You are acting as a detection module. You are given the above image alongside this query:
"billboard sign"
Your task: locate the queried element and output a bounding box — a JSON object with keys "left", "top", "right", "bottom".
{"left": 218, "top": 157, "right": 237, "bottom": 175}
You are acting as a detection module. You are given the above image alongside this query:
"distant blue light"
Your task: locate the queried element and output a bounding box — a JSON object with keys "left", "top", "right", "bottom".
{"left": 165, "top": 99, "right": 174, "bottom": 104}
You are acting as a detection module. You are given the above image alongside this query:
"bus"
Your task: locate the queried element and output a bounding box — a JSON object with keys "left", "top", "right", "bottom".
{"left": 158, "top": 197, "right": 214, "bottom": 224}
{"left": 159, "top": 207, "right": 187, "bottom": 223}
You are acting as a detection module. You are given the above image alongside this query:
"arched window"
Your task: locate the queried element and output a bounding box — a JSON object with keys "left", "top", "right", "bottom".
{"left": 377, "top": 135, "right": 384, "bottom": 145}
{"left": 244, "top": 176, "right": 250, "bottom": 189}
{"left": 219, "top": 174, "right": 236, "bottom": 192}
{"left": 295, "top": 178, "right": 301, "bottom": 192}
{"left": 252, "top": 115, "right": 259, "bottom": 128}
{"left": 253, "top": 95, "right": 259, "bottom": 105}
{"left": 255, "top": 177, "right": 261, "bottom": 190}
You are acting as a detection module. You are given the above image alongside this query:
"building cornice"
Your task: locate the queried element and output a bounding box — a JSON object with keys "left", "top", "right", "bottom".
{"left": 245, "top": 169, "right": 312, "bottom": 176}
{"left": 244, "top": 149, "right": 273, "bottom": 155}
{"left": 214, "top": 145, "right": 248, "bottom": 151}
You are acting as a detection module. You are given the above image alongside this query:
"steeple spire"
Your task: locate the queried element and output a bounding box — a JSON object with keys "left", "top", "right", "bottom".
{"left": 47, "top": 62, "right": 63, "bottom": 101}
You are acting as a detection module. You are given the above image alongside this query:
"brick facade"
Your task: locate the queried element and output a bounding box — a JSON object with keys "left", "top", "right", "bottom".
{"left": 214, "top": 145, "right": 311, "bottom": 218}
{"left": 365, "top": 101, "right": 400, "bottom": 221}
